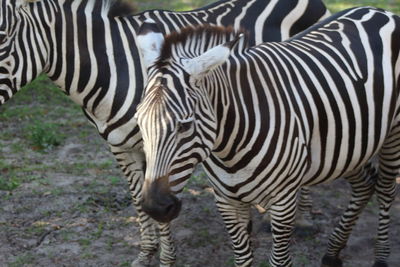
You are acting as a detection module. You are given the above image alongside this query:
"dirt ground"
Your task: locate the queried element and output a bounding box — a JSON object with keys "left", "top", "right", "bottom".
{"left": 0, "top": 112, "right": 399, "bottom": 267}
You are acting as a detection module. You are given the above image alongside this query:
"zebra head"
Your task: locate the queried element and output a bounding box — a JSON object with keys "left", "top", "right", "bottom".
{"left": 136, "top": 22, "right": 245, "bottom": 222}
{"left": 0, "top": 0, "right": 42, "bottom": 104}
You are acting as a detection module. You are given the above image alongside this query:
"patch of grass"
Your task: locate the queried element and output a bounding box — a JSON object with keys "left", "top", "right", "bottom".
{"left": 108, "top": 176, "right": 123, "bottom": 185}
{"left": 8, "top": 252, "right": 36, "bottom": 267}
{"left": 325, "top": 0, "right": 400, "bottom": 14}
{"left": 119, "top": 262, "right": 131, "bottom": 267}
{"left": 81, "top": 252, "right": 96, "bottom": 259}
{"left": 78, "top": 238, "right": 92, "bottom": 248}
{"left": 26, "top": 223, "right": 47, "bottom": 236}
{"left": 295, "top": 254, "right": 311, "bottom": 266}
{"left": 188, "top": 171, "right": 208, "bottom": 187}
{"left": 25, "top": 120, "right": 64, "bottom": 151}
{"left": 225, "top": 257, "right": 235, "bottom": 267}
{"left": 91, "top": 222, "right": 105, "bottom": 239}
{"left": 0, "top": 175, "right": 21, "bottom": 191}
{"left": 59, "top": 229, "right": 75, "bottom": 241}
{"left": 134, "top": 0, "right": 214, "bottom": 12}
{"left": 258, "top": 262, "right": 271, "bottom": 267}
{"left": 10, "top": 142, "right": 24, "bottom": 153}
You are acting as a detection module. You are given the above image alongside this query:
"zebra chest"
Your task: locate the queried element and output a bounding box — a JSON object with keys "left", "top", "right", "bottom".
{"left": 203, "top": 134, "right": 309, "bottom": 205}
{"left": 91, "top": 115, "right": 143, "bottom": 150}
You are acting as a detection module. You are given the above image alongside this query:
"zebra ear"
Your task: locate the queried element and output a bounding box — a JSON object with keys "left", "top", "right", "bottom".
{"left": 182, "top": 33, "right": 245, "bottom": 78}
{"left": 137, "top": 19, "right": 164, "bottom": 70}
{"left": 182, "top": 44, "right": 230, "bottom": 78}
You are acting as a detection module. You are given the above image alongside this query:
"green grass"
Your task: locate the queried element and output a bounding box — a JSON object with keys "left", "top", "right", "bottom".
{"left": 25, "top": 120, "right": 64, "bottom": 151}
{"left": 8, "top": 252, "right": 36, "bottom": 267}
{"left": 0, "top": 175, "right": 21, "bottom": 191}
{"left": 325, "top": 0, "right": 400, "bottom": 14}
{"left": 134, "top": 0, "right": 214, "bottom": 12}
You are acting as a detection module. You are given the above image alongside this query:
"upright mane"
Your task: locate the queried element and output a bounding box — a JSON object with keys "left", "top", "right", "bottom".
{"left": 157, "top": 25, "right": 245, "bottom": 66}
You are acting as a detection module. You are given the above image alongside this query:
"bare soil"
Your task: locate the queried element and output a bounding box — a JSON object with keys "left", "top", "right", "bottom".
{"left": 0, "top": 115, "right": 399, "bottom": 267}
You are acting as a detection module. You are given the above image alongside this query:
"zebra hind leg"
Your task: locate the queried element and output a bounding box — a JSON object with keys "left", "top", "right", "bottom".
{"left": 321, "top": 163, "right": 377, "bottom": 267}
{"left": 372, "top": 128, "right": 400, "bottom": 267}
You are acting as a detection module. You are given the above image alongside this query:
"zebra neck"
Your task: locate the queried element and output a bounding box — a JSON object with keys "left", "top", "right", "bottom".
{"left": 41, "top": 0, "right": 143, "bottom": 129}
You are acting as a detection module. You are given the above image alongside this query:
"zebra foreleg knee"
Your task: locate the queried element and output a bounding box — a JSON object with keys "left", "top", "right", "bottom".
{"left": 321, "top": 254, "right": 343, "bottom": 267}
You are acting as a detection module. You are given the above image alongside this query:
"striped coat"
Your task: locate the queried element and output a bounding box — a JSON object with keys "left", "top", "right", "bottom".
{"left": 136, "top": 7, "right": 400, "bottom": 267}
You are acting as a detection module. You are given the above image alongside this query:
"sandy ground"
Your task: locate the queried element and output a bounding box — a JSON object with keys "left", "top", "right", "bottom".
{"left": 0, "top": 125, "right": 399, "bottom": 267}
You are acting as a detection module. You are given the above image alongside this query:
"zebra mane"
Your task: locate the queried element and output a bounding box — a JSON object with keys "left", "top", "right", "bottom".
{"left": 157, "top": 25, "right": 246, "bottom": 67}
{"left": 86, "top": 0, "right": 137, "bottom": 17}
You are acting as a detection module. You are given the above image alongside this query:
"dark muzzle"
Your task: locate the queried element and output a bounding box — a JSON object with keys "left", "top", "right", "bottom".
{"left": 141, "top": 176, "right": 182, "bottom": 223}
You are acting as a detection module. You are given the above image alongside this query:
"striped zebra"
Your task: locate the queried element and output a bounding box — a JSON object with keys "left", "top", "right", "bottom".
{"left": 0, "top": 0, "right": 329, "bottom": 266}
{"left": 136, "top": 7, "right": 400, "bottom": 267}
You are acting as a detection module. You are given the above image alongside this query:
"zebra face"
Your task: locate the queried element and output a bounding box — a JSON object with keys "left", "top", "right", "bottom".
{"left": 0, "top": 0, "right": 25, "bottom": 104}
{"left": 136, "top": 70, "right": 217, "bottom": 222}
{"left": 136, "top": 22, "right": 243, "bottom": 222}
{"left": 0, "top": 0, "right": 28, "bottom": 44}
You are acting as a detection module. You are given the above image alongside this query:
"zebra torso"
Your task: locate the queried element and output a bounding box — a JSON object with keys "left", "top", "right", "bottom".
{"left": 203, "top": 7, "right": 400, "bottom": 206}
{"left": 136, "top": 7, "right": 400, "bottom": 205}
{"left": 0, "top": 0, "right": 328, "bottom": 151}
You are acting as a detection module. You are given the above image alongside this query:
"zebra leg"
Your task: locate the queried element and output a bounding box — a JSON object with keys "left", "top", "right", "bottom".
{"left": 110, "top": 147, "right": 176, "bottom": 267}
{"left": 322, "top": 164, "right": 376, "bottom": 267}
{"left": 296, "top": 187, "right": 313, "bottom": 228}
{"left": 372, "top": 131, "right": 400, "bottom": 267}
{"left": 158, "top": 223, "right": 176, "bottom": 267}
{"left": 215, "top": 194, "right": 253, "bottom": 267}
{"left": 259, "top": 187, "right": 313, "bottom": 233}
{"left": 269, "top": 195, "right": 297, "bottom": 267}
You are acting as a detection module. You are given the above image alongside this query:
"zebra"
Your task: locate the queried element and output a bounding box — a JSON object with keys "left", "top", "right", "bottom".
{"left": 0, "top": 0, "right": 329, "bottom": 266}
{"left": 135, "top": 6, "right": 400, "bottom": 267}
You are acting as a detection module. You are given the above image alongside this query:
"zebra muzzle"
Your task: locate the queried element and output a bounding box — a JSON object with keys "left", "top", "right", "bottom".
{"left": 141, "top": 176, "right": 182, "bottom": 223}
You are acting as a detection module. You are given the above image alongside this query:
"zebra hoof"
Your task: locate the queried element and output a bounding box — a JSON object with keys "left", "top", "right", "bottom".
{"left": 131, "top": 258, "right": 151, "bottom": 267}
{"left": 372, "top": 261, "right": 388, "bottom": 267}
{"left": 321, "top": 254, "right": 343, "bottom": 267}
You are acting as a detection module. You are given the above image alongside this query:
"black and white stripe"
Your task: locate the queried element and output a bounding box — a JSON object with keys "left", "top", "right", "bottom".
{"left": 137, "top": 7, "right": 400, "bottom": 267}
{"left": 0, "top": 0, "right": 329, "bottom": 266}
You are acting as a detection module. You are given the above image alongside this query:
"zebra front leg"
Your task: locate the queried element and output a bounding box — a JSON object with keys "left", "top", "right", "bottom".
{"left": 269, "top": 196, "right": 297, "bottom": 267}
{"left": 158, "top": 222, "right": 176, "bottom": 267}
{"left": 110, "top": 147, "right": 176, "bottom": 267}
{"left": 259, "top": 187, "right": 313, "bottom": 234}
{"left": 130, "top": 198, "right": 159, "bottom": 267}
{"left": 322, "top": 164, "right": 376, "bottom": 267}
{"left": 215, "top": 194, "right": 253, "bottom": 267}
{"left": 296, "top": 186, "right": 313, "bottom": 228}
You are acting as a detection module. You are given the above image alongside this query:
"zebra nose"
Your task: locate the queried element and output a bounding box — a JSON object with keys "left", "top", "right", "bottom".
{"left": 141, "top": 176, "right": 182, "bottom": 223}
